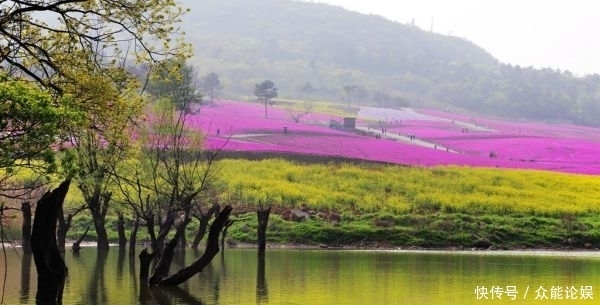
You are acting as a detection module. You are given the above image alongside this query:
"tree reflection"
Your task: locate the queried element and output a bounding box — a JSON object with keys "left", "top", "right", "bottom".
{"left": 191, "top": 248, "right": 221, "bottom": 304}
{"left": 256, "top": 254, "right": 268, "bottom": 304}
{"left": 116, "top": 247, "right": 126, "bottom": 281}
{"left": 174, "top": 247, "right": 186, "bottom": 270}
{"left": 19, "top": 252, "right": 32, "bottom": 304}
{"left": 86, "top": 249, "right": 109, "bottom": 305}
{"left": 137, "top": 249, "right": 215, "bottom": 305}
{"left": 129, "top": 253, "right": 139, "bottom": 300}
{"left": 213, "top": 252, "right": 224, "bottom": 303}
{"left": 139, "top": 285, "right": 205, "bottom": 305}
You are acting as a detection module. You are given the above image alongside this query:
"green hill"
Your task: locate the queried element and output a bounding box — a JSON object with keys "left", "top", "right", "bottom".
{"left": 181, "top": 0, "right": 600, "bottom": 126}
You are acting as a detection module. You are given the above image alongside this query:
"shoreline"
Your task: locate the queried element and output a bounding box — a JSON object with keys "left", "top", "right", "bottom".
{"left": 243, "top": 242, "right": 600, "bottom": 254}
{"left": 5, "top": 240, "right": 599, "bottom": 255}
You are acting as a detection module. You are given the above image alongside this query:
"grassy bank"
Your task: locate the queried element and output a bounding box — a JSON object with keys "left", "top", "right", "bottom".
{"left": 62, "top": 209, "right": 600, "bottom": 250}
{"left": 225, "top": 211, "right": 600, "bottom": 249}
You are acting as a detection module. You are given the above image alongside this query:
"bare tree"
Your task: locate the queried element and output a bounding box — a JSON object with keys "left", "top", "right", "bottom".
{"left": 257, "top": 204, "right": 271, "bottom": 256}
{"left": 0, "top": 180, "right": 48, "bottom": 253}
{"left": 191, "top": 204, "right": 220, "bottom": 249}
{"left": 110, "top": 59, "right": 234, "bottom": 287}
{"left": 113, "top": 60, "right": 220, "bottom": 253}
{"left": 31, "top": 180, "right": 71, "bottom": 305}
{"left": 343, "top": 84, "right": 357, "bottom": 111}
{"left": 286, "top": 100, "right": 314, "bottom": 123}
{"left": 149, "top": 206, "right": 232, "bottom": 286}
{"left": 57, "top": 204, "right": 87, "bottom": 253}
{"left": 300, "top": 81, "right": 315, "bottom": 101}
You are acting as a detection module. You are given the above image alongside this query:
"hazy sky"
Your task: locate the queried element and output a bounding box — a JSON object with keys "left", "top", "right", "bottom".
{"left": 314, "top": 0, "right": 600, "bottom": 76}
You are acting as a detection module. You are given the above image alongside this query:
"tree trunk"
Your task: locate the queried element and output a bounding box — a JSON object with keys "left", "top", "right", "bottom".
{"left": 90, "top": 206, "right": 110, "bottom": 249}
{"left": 117, "top": 214, "right": 127, "bottom": 248}
{"left": 264, "top": 99, "right": 268, "bottom": 119}
{"left": 56, "top": 210, "right": 68, "bottom": 254}
{"left": 57, "top": 211, "right": 74, "bottom": 254}
{"left": 139, "top": 248, "right": 156, "bottom": 280}
{"left": 146, "top": 213, "right": 157, "bottom": 251}
{"left": 149, "top": 218, "right": 190, "bottom": 285}
{"left": 57, "top": 205, "right": 85, "bottom": 253}
{"left": 31, "top": 180, "right": 70, "bottom": 305}
{"left": 176, "top": 211, "right": 190, "bottom": 250}
{"left": 80, "top": 184, "right": 112, "bottom": 250}
{"left": 256, "top": 206, "right": 271, "bottom": 256}
{"left": 157, "top": 205, "right": 232, "bottom": 286}
{"left": 21, "top": 201, "right": 32, "bottom": 254}
{"left": 191, "top": 217, "right": 209, "bottom": 249}
{"left": 191, "top": 204, "right": 219, "bottom": 249}
{"left": 153, "top": 210, "right": 175, "bottom": 252}
{"left": 129, "top": 218, "right": 139, "bottom": 256}
{"left": 220, "top": 220, "right": 234, "bottom": 254}
{"left": 72, "top": 226, "right": 90, "bottom": 253}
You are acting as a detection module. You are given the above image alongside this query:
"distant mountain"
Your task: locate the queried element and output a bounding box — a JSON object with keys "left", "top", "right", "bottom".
{"left": 180, "top": 0, "right": 600, "bottom": 126}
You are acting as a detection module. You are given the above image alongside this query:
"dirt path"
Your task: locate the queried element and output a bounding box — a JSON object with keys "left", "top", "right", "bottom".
{"left": 354, "top": 126, "right": 461, "bottom": 153}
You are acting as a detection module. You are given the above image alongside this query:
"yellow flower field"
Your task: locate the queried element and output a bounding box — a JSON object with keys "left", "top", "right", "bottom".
{"left": 217, "top": 159, "right": 600, "bottom": 216}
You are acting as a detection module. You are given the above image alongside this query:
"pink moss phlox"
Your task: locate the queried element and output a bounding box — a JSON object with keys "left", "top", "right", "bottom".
{"left": 188, "top": 100, "right": 600, "bottom": 175}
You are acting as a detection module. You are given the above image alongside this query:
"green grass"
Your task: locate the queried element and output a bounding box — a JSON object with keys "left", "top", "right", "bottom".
{"left": 220, "top": 211, "right": 600, "bottom": 249}
{"left": 61, "top": 209, "right": 600, "bottom": 250}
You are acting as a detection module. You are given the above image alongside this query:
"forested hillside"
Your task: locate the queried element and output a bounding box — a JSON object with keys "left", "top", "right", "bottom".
{"left": 181, "top": 0, "right": 600, "bottom": 126}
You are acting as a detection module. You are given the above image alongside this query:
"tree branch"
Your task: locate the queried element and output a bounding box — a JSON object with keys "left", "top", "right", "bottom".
{"left": 158, "top": 205, "right": 232, "bottom": 286}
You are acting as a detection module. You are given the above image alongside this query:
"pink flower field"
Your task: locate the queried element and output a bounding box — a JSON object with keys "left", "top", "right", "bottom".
{"left": 187, "top": 100, "right": 600, "bottom": 175}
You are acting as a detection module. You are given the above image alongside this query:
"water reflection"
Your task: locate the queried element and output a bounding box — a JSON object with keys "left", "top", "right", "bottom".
{"left": 7, "top": 249, "right": 600, "bottom": 305}
{"left": 207, "top": 250, "right": 223, "bottom": 304}
{"left": 137, "top": 249, "right": 209, "bottom": 305}
{"left": 256, "top": 255, "right": 268, "bottom": 304}
{"left": 87, "top": 249, "right": 109, "bottom": 304}
{"left": 141, "top": 285, "right": 206, "bottom": 305}
{"left": 20, "top": 253, "right": 32, "bottom": 304}
{"left": 117, "top": 247, "right": 126, "bottom": 281}
{"left": 129, "top": 254, "right": 139, "bottom": 301}
{"left": 175, "top": 248, "right": 186, "bottom": 270}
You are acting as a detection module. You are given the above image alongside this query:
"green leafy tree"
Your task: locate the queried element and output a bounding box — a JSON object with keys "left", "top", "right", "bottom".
{"left": 146, "top": 59, "right": 201, "bottom": 111}
{"left": 61, "top": 64, "right": 146, "bottom": 250}
{"left": 1, "top": 0, "right": 192, "bottom": 252}
{"left": 1, "top": 0, "right": 188, "bottom": 93}
{"left": 254, "top": 80, "right": 278, "bottom": 118}
{"left": 202, "top": 72, "right": 221, "bottom": 102}
{"left": 0, "top": 75, "right": 79, "bottom": 303}
{"left": 0, "top": 75, "right": 79, "bottom": 193}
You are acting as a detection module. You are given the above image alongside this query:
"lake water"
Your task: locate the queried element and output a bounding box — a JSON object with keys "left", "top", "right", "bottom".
{"left": 1, "top": 247, "right": 600, "bottom": 305}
